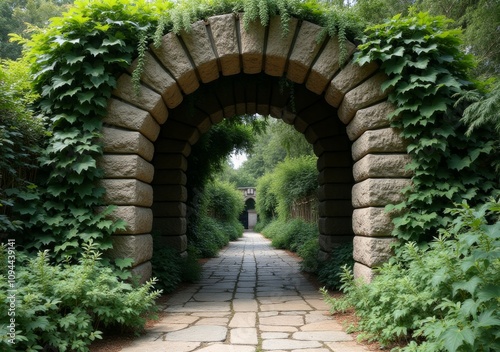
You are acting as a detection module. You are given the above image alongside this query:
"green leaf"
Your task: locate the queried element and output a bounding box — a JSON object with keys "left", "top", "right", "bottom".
{"left": 72, "top": 155, "right": 96, "bottom": 174}
{"left": 86, "top": 46, "right": 109, "bottom": 56}
{"left": 65, "top": 53, "right": 86, "bottom": 65}
{"left": 114, "top": 258, "right": 134, "bottom": 270}
{"left": 477, "top": 310, "right": 500, "bottom": 327}
{"left": 448, "top": 155, "right": 472, "bottom": 171}
{"left": 420, "top": 98, "right": 448, "bottom": 118}
{"left": 452, "top": 276, "right": 482, "bottom": 296}
{"left": 52, "top": 75, "right": 75, "bottom": 89}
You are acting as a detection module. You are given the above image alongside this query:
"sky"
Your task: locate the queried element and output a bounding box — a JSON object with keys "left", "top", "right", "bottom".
{"left": 230, "top": 152, "right": 247, "bottom": 169}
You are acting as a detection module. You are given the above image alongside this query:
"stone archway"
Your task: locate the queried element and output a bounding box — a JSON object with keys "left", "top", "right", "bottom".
{"left": 99, "top": 14, "right": 411, "bottom": 283}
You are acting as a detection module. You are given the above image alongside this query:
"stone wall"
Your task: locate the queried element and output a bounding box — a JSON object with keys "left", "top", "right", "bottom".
{"left": 100, "top": 13, "right": 411, "bottom": 283}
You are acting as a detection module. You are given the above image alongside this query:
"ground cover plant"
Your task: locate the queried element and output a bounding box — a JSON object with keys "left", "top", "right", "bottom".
{"left": 322, "top": 199, "right": 500, "bottom": 351}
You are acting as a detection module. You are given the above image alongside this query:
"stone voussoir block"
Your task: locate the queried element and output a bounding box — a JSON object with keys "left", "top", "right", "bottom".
{"left": 325, "top": 61, "right": 379, "bottom": 108}
{"left": 352, "top": 128, "right": 407, "bottom": 161}
{"left": 152, "top": 202, "right": 187, "bottom": 218}
{"left": 318, "top": 200, "right": 353, "bottom": 217}
{"left": 319, "top": 234, "right": 353, "bottom": 253}
{"left": 319, "top": 217, "right": 353, "bottom": 236}
{"left": 352, "top": 178, "right": 411, "bottom": 208}
{"left": 101, "top": 179, "right": 153, "bottom": 207}
{"left": 128, "top": 51, "right": 183, "bottom": 109}
{"left": 346, "top": 101, "right": 395, "bottom": 141}
{"left": 287, "top": 21, "right": 324, "bottom": 84}
{"left": 104, "top": 99, "right": 160, "bottom": 142}
{"left": 101, "top": 127, "right": 154, "bottom": 162}
{"left": 353, "top": 207, "right": 394, "bottom": 237}
{"left": 154, "top": 154, "right": 188, "bottom": 171}
{"left": 181, "top": 20, "right": 219, "bottom": 83}
{"left": 151, "top": 32, "right": 199, "bottom": 94}
{"left": 306, "top": 36, "right": 355, "bottom": 95}
{"left": 353, "top": 154, "right": 412, "bottom": 182}
{"left": 239, "top": 13, "right": 266, "bottom": 74}
{"left": 108, "top": 234, "right": 153, "bottom": 266}
{"left": 353, "top": 235, "right": 397, "bottom": 267}
{"left": 265, "top": 16, "right": 298, "bottom": 77}
{"left": 98, "top": 205, "right": 153, "bottom": 235}
{"left": 99, "top": 154, "right": 155, "bottom": 183}
{"left": 113, "top": 74, "right": 168, "bottom": 125}
{"left": 208, "top": 14, "right": 240, "bottom": 76}
{"left": 338, "top": 72, "right": 390, "bottom": 124}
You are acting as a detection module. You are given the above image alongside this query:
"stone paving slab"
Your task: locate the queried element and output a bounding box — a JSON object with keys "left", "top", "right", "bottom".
{"left": 119, "top": 232, "right": 370, "bottom": 352}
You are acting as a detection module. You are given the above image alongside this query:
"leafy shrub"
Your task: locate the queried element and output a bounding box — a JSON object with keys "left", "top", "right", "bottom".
{"left": 0, "top": 241, "right": 161, "bottom": 352}
{"left": 322, "top": 199, "right": 500, "bottom": 351}
{"left": 317, "top": 243, "right": 354, "bottom": 290}
{"left": 297, "top": 237, "right": 320, "bottom": 273}
{"left": 151, "top": 242, "right": 201, "bottom": 293}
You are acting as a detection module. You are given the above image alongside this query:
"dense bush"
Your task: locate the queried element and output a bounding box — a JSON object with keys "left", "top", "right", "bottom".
{"left": 188, "top": 180, "right": 244, "bottom": 258}
{"left": 317, "top": 243, "right": 354, "bottom": 290}
{"left": 0, "top": 60, "right": 44, "bottom": 235}
{"left": 322, "top": 199, "right": 500, "bottom": 351}
{"left": 0, "top": 241, "right": 161, "bottom": 352}
{"left": 151, "top": 243, "right": 201, "bottom": 293}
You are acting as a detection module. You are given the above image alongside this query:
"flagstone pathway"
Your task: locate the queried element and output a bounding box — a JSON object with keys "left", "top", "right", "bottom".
{"left": 121, "top": 231, "right": 370, "bottom": 352}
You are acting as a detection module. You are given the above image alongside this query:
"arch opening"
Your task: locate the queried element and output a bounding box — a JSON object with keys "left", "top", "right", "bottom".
{"left": 100, "top": 14, "right": 411, "bottom": 283}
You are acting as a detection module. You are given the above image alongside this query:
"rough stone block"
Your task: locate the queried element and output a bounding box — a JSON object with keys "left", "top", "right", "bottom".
{"left": 99, "top": 154, "right": 154, "bottom": 183}
{"left": 353, "top": 262, "right": 375, "bottom": 283}
{"left": 108, "top": 234, "right": 153, "bottom": 265}
{"left": 325, "top": 61, "right": 378, "bottom": 107}
{"left": 160, "top": 120, "right": 200, "bottom": 145}
{"left": 346, "top": 101, "right": 394, "bottom": 141}
{"left": 155, "top": 234, "right": 188, "bottom": 253}
{"left": 319, "top": 234, "right": 353, "bottom": 252}
{"left": 353, "top": 236, "right": 396, "bottom": 267}
{"left": 352, "top": 178, "right": 411, "bottom": 208}
{"left": 318, "top": 217, "right": 353, "bottom": 236}
{"left": 130, "top": 261, "right": 152, "bottom": 285}
{"left": 209, "top": 14, "right": 240, "bottom": 76}
{"left": 353, "top": 207, "right": 394, "bottom": 237}
{"left": 152, "top": 32, "right": 199, "bottom": 94}
{"left": 239, "top": 14, "right": 265, "bottom": 74}
{"left": 318, "top": 168, "right": 354, "bottom": 184}
{"left": 265, "top": 16, "right": 298, "bottom": 77}
{"left": 152, "top": 202, "right": 187, "bottom": 217}
{"left": 104, "top": 99, "right": 160, "bottom": 142}
{"left": 338, "top": 72, "right": 390, "bottom": 124}
{"left": 155, "top": 139, "right": 191, "bottom": 156}
{"left": 99, "top": 205, "right": 153, "bottom": 235}
{"left": 287, "top": 21, "right": 324, "bottom": 84}
{"left": 304, "top": 117, "right": 341, "bottom": 144}
{"left": 318, "top": 200, "right": 353, "bottom": 217}
{"left": 306, "top": 36, "right": 355, "bottom": 94}
{"left": 313, "top": 137, "right": 350, "bottom": 156}
{"left": 181, "top": 20, "right": 219, "bottom": 83}
{"left": 113, "top": 74, "right": 168, "bottom": 124}
{"left": 154, "top": 154, "right": 188, "bottom": 171}
{"left": 317, "top": 184, "right": 352, "bottom": 201}
{"left": 352, "top": 128, "right": 407, "bottom": 161}
{"left": 317, "top": 152, "right": 352, "bottom": 170}
{"left": 154, "top": 185, "right": 188, "bottom": 202}
{"left": 353, "top": 154, "right": 412, "bottom": 182}
{"left": 153, "top": 169, "right": 187, "bottom": 185}
{"left": 128, "top": 51, "right": 183, "bottom": 109}
{"left": 153, "top": 217, "right": 187, "bottom": 235}
{"left": 101, "top": 179, "right": 153, "bottom": 207}
{"left": 101, "top": 127, "right": 154, "bottom": 161}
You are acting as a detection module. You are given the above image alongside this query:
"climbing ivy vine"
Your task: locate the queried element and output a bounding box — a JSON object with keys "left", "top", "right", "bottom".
{"left": 11, "top": 0, "right": 363, "bottom": 259}
{"left": 356, "top": 12, "right": 498, "bottom": 243}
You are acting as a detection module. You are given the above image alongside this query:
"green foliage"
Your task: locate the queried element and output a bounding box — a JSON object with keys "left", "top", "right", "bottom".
{"left": 151, "top": 243, "right": 201, "bottom": 293}
{"left": 357, "top": 12, "right": 499, "bottom": 243}
{"left": 188, "top": 180, "right": 244, "bottom": 257}
{"left": 0, "top": 60, "right": 44, "bottom": 235}
{"left": 272, "top": 155, "right": 319, "bottom": 220}
{"left": 317, "top": 243, "right": 354, "bottom": 290}
{"left": 0, "top": 241, "right": 161, "bottom": 352}
{"left": 322, "top": 199, "right": 500, "bottom": 351}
